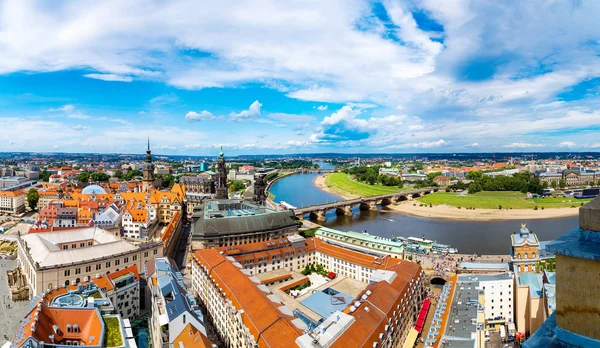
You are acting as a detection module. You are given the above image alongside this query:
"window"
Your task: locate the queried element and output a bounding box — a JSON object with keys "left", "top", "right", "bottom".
{"left": 106, "top": 262, "right": 111, "bottom": 268}
{"left": 72, "top": 244, "right": 76, "bottom": 249}
{"left": 75, "top": 268, "right": 81, "bottom": 275}
{"left": 86, "top": 266, "right": 91, "bottom": 272}
{"left": 80, "top": 243, "right": 85, "bottom": 248}
{"left": 153, "top": 249, "right": 158, "bottom": 255}
{"left": 124, "top": 257, "right": 129, "bottom": 263}
{"left": 96, "top": 264, "right": 102, "bottom": 271}
{"left": 62, "top": 245, "right": 68, "bottom": 250}
{"left": 144, "top": 252, "right": 149, "bottom": 258}
{"left": 64, "top": 270, "right": 71, "bottom": 276}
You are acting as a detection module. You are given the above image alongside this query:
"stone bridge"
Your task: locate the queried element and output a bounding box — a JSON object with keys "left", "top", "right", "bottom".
{"left": 287, "top": 168, "right": 337, "bottom": 174}
{"left": 292, "top": 187, "right": 439, "bottom": 221}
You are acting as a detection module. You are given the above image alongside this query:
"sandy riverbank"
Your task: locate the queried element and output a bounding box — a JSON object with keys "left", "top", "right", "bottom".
{"left": 385, "top": 201, "right": 579, "bottom": 221}
{"left": 313, "top": 174, "right": 358, "bottom": 200}
{"left": 313, "top": 174, "right": 579, "bottom": 220}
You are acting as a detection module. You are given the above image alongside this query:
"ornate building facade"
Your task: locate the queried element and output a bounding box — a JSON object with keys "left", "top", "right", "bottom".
{"left": 215, "top": 147, "right": 228, "bottom": 199}
{"left": 511, "top": 224, "right": 540, "bottom": 273}
{"left": 253, "top": 174, "right": 266, "bottom": 204}
{"left": 142, "top": 139, "right": 155, "bottom": 192}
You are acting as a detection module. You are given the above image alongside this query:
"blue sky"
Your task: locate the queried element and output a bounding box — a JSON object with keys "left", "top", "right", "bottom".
{"left": 1, "top": 0, "right": 600, "bottom": 155}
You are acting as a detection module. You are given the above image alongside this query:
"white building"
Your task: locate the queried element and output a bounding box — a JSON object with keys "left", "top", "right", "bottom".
{"left": 0, "top": 190, "right": 25, "bottom": 214}
{"left": 17, "top": 227, "right": 163, "bottom": 297}
{"left": 121, "top": 200, "right": 157, "bottom": 239}
{"left": 459, "top": 273, "right": 514, "bottom": 328}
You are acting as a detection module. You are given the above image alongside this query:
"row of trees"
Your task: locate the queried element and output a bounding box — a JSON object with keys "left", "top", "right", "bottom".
{"left": 466, "top": 172, "right": 545, "bottom": 194}
{"left": 345, "top": 166, "right": 404, "bottom": 187}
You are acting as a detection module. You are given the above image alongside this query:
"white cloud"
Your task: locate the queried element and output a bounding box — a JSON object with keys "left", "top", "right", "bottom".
{"left": 317, "top": 105, "right": 328, "bottom": 111}
{"left": 464, "top": 142, "right": 479, "bottom": 147}
{"left": 49, "top": 104, "right": 75, "bottom": 112}
{"left": 229, "top": 100, "right": 262, "bottom": 121}
{"left": 84, "top": 73, "right": 133, "bottom": 82}
{"left": 138, "top": 111, "right": 146, "bottom": 115}
{"left": 392, "top": 139, "right": 449, "bottom": 149}
{"left": 186, "top": 110, "right": 217, "bottom": 122}
{"left": 268, "top": 113, "right": 316, "bottom": 123}
{"left": 559, "top": 141, "right": 577, "bottom": 148}
{"left": 503, "top": 142, "right": 544, "bottom": 149}
{"left": 70, "top": 125, "right": 88, "bottom": 131}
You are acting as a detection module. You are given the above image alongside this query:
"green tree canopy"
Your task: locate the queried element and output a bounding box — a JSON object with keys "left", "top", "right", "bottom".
{"left": 27, "top": 188, "right": 40, "bottom": 210}
{"left": 78, "top": 171, "right": 90, "bottom": 183}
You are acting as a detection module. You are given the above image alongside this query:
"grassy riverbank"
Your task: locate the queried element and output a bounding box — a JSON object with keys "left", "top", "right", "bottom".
{"left": 417, "top": 191, "right": 592, "bottom": 209}
{"left": 324, "top": 172, "right": 404, "bottom": 197}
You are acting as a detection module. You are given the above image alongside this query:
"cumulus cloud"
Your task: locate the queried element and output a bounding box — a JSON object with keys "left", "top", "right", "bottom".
{"left": 229, "top": 100, "right": 262, "bottom": 121}
{"left": 559, "top": 141, "right": 577, "bottom": 148}
{"left": 317, "top": 105, "right": 328, "bottom": 111}
{"left": 186, "top": 110, "right": 217, "bottom": 122}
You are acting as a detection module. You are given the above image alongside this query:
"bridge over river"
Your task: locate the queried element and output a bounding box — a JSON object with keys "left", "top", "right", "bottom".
{"left": 292, "top": 187, "right": 440, "bottom": 221}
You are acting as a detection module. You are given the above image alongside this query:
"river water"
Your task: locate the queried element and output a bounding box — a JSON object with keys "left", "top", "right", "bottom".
{"left": 268, "top": 163, "right": 578, "bottom": 255}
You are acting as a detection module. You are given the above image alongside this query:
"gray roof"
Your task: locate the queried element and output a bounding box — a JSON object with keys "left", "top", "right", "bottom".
{"left": 192, "top": 199, "right": 297, "bottom": 238}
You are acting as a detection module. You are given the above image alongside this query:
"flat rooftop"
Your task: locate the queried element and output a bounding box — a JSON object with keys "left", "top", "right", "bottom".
{"left": 439, "top": 278, "right": 479, "bottom": 347}
{"left": 300, "top": 289, "right": 355, "bottom": 319}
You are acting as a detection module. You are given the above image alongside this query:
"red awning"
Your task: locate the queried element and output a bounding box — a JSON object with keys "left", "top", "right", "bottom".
{"left": 328, "top": 272, "right": 336, "bottom": 279}
{"left": 414, "top": 299, "right": 432, "bottom": 333}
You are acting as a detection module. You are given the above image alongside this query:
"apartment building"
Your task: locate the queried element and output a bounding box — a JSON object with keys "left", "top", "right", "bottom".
{"left": 146, "top": 257, "right": 213, "bottom": 348}
{"left": 0, "top": 190, "right": 25, "bottom": 214}
{"left": 316, "top": 227, "right": 406, "bottom": 260}
{"left": 459, "top": 273, "right": 514, "bottom": 329}
{"left": 193, "top": 248, "right": 425, "bottom": 348}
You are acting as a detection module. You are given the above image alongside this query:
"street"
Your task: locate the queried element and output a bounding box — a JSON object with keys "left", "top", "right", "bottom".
{"left": 0, "top": 259, "right": 29, "bottom": 343}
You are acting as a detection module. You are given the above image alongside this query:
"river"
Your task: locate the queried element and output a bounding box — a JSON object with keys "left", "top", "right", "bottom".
{"left": 268, "top": 162, "right": 578, "bottom": 255}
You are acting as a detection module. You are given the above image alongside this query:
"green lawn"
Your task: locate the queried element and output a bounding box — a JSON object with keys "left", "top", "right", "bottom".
{"left": 103, "top": 316, "right": 124, "bottom": 347}
{"left": 418, "top": 191, "right": 591, "bottom": 209}
{"left": 325, "top": 173, "right": 404, "bottom": 197}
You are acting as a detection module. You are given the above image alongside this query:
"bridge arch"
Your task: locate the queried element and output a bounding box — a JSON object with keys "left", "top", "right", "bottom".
{"left": 430, "top": 277, "right": 447, "bottom": 285}
{"left": 395, "top": 195, "right": 409, "bottom": 202}
{"left": 412, "top": 192, "right": 422, "bottom": 198}
{"left": 381, "top": 198, "right": 393, "bottom": 206}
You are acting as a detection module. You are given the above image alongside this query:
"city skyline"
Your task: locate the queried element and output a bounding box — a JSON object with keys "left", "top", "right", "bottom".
{"left": 1, "top": 1, "right": 600, "bottom": 154}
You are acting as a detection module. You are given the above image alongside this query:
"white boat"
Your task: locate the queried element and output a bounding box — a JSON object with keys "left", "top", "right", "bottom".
{"left": 279, "top": 201, "right": 297, "bottom": 210}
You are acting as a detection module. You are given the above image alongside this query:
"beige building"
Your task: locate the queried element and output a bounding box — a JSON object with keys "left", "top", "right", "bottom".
{"left": 511, "top": 224, "right": 540, "bottom": 273}
{"left": 17, "top": 227, "right": 163, "bottom": 297}
{"left": 315, "top": 227, "right": 406, "bottom": 260}
{"left": 0, "top": 190, "right": 25, "bottom": 214}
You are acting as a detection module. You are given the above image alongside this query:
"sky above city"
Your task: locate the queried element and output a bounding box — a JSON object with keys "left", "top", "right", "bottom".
{"left": 1, "top": 0, "right": 600, "bottom": 155}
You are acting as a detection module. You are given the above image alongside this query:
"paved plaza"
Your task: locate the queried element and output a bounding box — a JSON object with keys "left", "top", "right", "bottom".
{"left": 0, "top": 259, "right": 29, "bottom": 343}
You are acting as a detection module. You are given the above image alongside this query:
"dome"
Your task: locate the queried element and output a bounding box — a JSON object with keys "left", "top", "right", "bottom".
{"left": 82, "top": 184, "right": 107, "bottom": 194}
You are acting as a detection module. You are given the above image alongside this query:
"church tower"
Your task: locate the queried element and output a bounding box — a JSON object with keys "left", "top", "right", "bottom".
{"left": 253, "top": 174, "right": 267, "bottom": 205}
{"left": 215, "top": 146, "right": 229, "bottom": 199}
{"left": 142, "top": 138, "right": 155, "bottom": 192}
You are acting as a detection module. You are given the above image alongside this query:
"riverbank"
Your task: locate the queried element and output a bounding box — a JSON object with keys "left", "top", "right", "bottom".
{"left": 385, "top": 200, "right": 579, "bottom": 221}
{"left": 313, "top": 174, "right": 357, "bottom": 200}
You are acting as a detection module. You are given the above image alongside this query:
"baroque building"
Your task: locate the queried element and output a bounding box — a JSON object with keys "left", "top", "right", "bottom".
{"left": 215, "top": 147, "right": 228, "bottom": 199}
{"left": 142, "top": 138, "right": 155, "bottom": 192}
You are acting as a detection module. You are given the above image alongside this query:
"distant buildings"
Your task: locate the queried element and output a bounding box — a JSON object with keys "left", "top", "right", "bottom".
{"left": 537, "top": 168, "right": 600, "bottom": 186}
{"left": 146, "top": 257, "right": 212, "bottom": 348}
{"left": 191, "top": 199, "right": 298, "bottom": 250}
{"left": 378, "top": 167, "right": 400, "bottom": 177}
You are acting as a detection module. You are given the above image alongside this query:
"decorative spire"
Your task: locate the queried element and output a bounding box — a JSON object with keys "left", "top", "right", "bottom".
{"left": 146, "top": 137, "right": 152, "bottom": 163}
{"left": 219, "top": 146, "right": 224, "bottom": 157}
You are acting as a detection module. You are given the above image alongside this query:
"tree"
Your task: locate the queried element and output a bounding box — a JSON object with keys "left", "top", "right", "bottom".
{"left": 550, "top": 180, "right": 557, "bottom": 189}
{"left": 229, "top": 180, "right": 246, "bottom": 192}
{"left": 40, "top": 169, "right": 51, "bottom": 182}
{"left": 558, "top": 178, "right": 566, "bottom": 189}
{"left": 468, "top": 182, "right": 481, "bottom": 194}
{"left": 160, "top": 174, "right": 175, "bottom": 188}
{"left": 27, "top": 188, "right": 39, "bottom": 210}
{"left": 91, "top": 172, "right": 110, "bottom": 182}
{"left": 113, "top": 170, "right": 124, "bottom": 179}
{"left": 78, "top": 171, "right": 90, "bottom": 183}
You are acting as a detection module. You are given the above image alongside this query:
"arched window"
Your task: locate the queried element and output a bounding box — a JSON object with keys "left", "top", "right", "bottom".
{"left": 518, "top": 265, "right": 522, "bottom": 272}
{"left": 524, "top": 253, "right": 528, "bottom": 259}
{"left": 518, "top": 254, "right": 521, "bottom": 259}
{"left": 65, "top": 280, "right": 70, "bottom": 287}
{"left": 532, "top": 252, "right": 536, "bottom": 259}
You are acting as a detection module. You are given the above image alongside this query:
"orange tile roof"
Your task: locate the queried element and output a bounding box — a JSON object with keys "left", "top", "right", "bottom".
{"left": 332, "top": 261, "right": 423, "bottom": 348}
{"left": 107, "top": 264, "right": 140, "bottom": 282}
{"left": 260, "top": 273, "right": 293, "bottom": 284}
{"left": 173, "top": 323, "right": 213, "bottom": 348}
{"left": 194, "top": 249, "right": 302, "bottom": 347}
